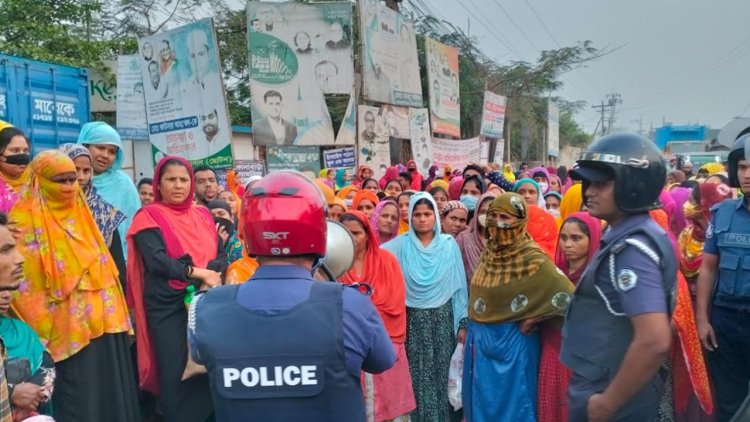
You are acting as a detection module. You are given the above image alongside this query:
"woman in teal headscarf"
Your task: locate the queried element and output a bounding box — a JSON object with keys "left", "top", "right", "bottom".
{"left": 382, "top": 192, "right": 468, "bottom": 422}
{"left": 335, "top": 168, "right": 351, "bottom": 191}
{"left": 77, "top": 122, "right": 141, "bottom": 257}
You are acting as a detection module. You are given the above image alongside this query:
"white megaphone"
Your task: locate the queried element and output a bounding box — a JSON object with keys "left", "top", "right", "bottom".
{"left": 320, "top": 219, "right": 355, "bottom": 279}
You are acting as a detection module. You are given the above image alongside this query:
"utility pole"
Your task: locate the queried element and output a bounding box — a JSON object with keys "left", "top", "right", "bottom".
{"left": 591, "top": 100, "right": 610, "bottom": 137}
{"left": 605, "top": 92, "right": 622, "bottom": 134}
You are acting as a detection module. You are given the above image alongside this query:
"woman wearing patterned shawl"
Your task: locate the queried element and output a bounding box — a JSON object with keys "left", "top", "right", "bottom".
{"left": 538, "top": 212, "right": 602, "bottom": 422}
{"left": 463, "top": 193, "right": 574, "bottom": 422}
{"left": 340, "top": 211, "right": 416, "bottom": 421}
{"left": 10, "top": 151, "right": 139, "bottom": 422}
{"left": 382, "top": 192, "right": 468, "bottom": 422}
{"left": 59, "top": 144, "right": 128, "bottom": 286}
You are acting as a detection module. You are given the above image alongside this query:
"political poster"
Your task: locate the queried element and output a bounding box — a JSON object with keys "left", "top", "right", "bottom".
{"left": 480, "top": 91, "right": 506, "bottom": 139}
{"left": 266, "top": 145, "right": 321, "bottom": 174}
{"left": 493, "top": 139, "right": 505, "bottom": 164}
{"left": 426, "top": 37, "right": 460, "bottom": 137}
{"left": 548, "top": 100, "right": 560, "bottom": 158}
{"left": 358, "top": 105, "right": 391, "bottom": 179}
{"left": 431, "top": 137, "right": 481, "bottom": 172}
{"left": 215, "top": 160, "right": 266, "bottom": 188}
{"left": 88, "top": 60, "right": 117, "bottom": 113}
{"left": 323, "top": 146, "right": 356, "bottom": 169}
{"left": 480, "top": 140, "right": 490, "bottom": 163}
{"left": 360, "top": 0, "right": 422, "bottom": 107}
{"left": 335, "top": 91, "right": 356, "bottom": 145}
{"left": 409, "top": 108, "right": 432, "bottom": 175}
{"left": 116, "top": 55, "right": 149, "bottom": 140}
{"left": 381, "top": 105, "right": 410, "bottom": 139}
{"left": 248, "top": 2, "right": 353, "bottom": 146}
{"left": 138, "top": 19, "right": 233, "bottom": 168}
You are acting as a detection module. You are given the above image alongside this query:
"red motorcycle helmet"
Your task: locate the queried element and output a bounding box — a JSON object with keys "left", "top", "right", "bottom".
{"left": 240, "top": 171, "right": 327, "bottom": 257}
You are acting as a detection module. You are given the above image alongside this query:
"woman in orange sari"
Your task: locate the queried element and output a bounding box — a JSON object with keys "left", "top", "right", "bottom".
{"left": 340, "top": 211, "right": 416, "bottom": 421}
{"left": 127, "top": 156, "right": 225, "bottom": 422}
{"left": 10, "top": 150, "right": 139, "bottom": 422}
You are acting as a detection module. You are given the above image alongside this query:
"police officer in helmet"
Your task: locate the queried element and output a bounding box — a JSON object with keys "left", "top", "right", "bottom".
{"left": 561, "top": 133, "right": 676, "bottom": 421}
{"left": 188, "top": 171, "right": 396, "bottom": 421}
{"left": 696, "top": 133, "right": 750, "bottom": 422}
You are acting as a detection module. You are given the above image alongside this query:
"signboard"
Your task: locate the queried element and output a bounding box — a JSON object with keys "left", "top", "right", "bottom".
{"left": 115, "top": 55, "right": 149, "bottom": 140}
{"left": 266, "top": 145, "right": 321, "bottom": 173}
{"left": 248, "top": 2, "right": 353, "bottom": 146}
{"left": 323, "top": 146, "right": 356, "bottom": 168}
{"left": 548, "top": 100, "right": 559, "bottom": 158}
{"left": 139, "top": 19, "right": 234, "bottom": 168}
{"left": 431, "top": 137, "right": 481, "bottom": 172}
{"left": 426, "top": 37, "right": 460, "bottom": 137}
{"left": 357, "top": 105, "right": 391, "bottom": 179}
{"left": 359, "top": 0, "right": 422, "bottom": 107}
{"left": 215, "top": 159, "right": 265, "bottom": 188}
{"left": 480, "top": 91, "right": 506, "bottom": 139}
{"left": 382, "top": 105, "right": 410, "bottom": 139}
{"left": 409, "top": 108, "right": 433, "bottom": 174}
{"left": 493, "top": 139, "right": 505, "bottom": 164}
{"left": 89, "top": 60, "right": 117, "bottom": 113}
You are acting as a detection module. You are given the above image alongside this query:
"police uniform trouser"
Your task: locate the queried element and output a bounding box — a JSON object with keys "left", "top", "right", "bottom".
{"left": 567, "top": 371, "right": 664, "bottom": 421}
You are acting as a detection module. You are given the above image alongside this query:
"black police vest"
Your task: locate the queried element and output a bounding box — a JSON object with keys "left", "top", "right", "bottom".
{"left": 711, "top": 199, "right": 750, "bottom": 310}
{"left": 194, "top": 282, "right": 365, "bottom": 422}
{"left": 561, "top": 225, "right": 677, "bottom": 383}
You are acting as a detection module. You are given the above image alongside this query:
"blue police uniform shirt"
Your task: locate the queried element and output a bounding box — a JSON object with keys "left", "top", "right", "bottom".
{"left": 595, "top": 214, "right": 668, "bottom": 317}
{"left": 188, "top": 265, "right": 395, "bottom": 376}
{"left": 703, "top": 198, "right": 750, "bottom": 255}
{"left": 703, "top": 198, "right": 750, "bottom": 308}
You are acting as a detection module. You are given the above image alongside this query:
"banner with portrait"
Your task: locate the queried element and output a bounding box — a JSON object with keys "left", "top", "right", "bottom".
{"left": 480, "top": 91, "right": 506, "bottom": 139}
{"left": 248, "top": 2, "right": 354, "bottom": 146}
{"left": 138, "top": 19, "right": 233, "bottom": 168}
{"left": 335, "top": 91, "right": 356, "bottom": 145}
{"left": 426, "top": 37, "right": 460, "bottom": 137}
{"left": 409, "top": 108, "right": 433, "bottom": 175}
{"left": 357, "top": 105, "right": 391, "bottom": 179}
{"left": 116, "top": 55, "right": 149, "bottom": 141}
{"left": 360, "top": 0, "right": 422, "bottom": 107}
{"left": 431, "top": 137, "right": 481, "bottom": 172}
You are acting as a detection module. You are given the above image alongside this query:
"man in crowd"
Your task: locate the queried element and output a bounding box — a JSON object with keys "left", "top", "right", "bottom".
{"left": 188, "top": 171, "right": 395, "bottom": 421}
{"left": 194, "top": 166, "right": 220, "bottom": 206}
{"left": 562, "top": 133, "right": 675, "bottom": 421}
{"left": 696, "top": 133, "right": 750, "bottom": 421}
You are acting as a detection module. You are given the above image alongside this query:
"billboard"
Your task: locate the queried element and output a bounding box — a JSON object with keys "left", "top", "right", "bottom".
{"left": 357, "top": 105, "right": 391, "bottom": 179}
{"left": 115, "top": 55, "right": 149, "bottom": 141}
{"left": 426, "top": 37, "right": 460, "bottom": 137}
{"left": 480, "top": 91, "right": 506, "bottom": 139}
{"left": 138, "top": 19, "right": 233, "bottom": 168}
{"left": 409, "top": 108, "right": 433, "bottom": 174}
{"left": 431, "top": 137, "right": 481, "bottom": 172}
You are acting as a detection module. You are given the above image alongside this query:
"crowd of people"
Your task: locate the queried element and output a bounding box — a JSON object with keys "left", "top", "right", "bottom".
{"left": 0, "top": 117, "right": 746, "bottom": 421}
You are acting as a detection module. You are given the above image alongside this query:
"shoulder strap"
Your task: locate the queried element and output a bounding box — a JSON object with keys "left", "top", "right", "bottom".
{"left": 711, "top": 199, "right": 739, "bottom": 233}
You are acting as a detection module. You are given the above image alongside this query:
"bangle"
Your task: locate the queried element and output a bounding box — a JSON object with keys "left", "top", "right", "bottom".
{"left": 187, "top": 266, "right": 194, "bottom": 278}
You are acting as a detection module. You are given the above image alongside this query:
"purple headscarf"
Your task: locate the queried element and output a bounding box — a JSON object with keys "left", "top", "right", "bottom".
{"left": 529, "top": 166, "right": 551, "bottom": 193}
{"left": 669, "top": 187, "right": 691, "bottom": 236}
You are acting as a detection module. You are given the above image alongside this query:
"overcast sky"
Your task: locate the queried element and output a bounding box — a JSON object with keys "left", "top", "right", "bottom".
{"left": 425, "top": 0, "right": 750, "bottom": 133}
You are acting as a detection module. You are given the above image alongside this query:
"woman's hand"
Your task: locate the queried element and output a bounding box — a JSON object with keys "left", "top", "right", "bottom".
{"left": 192, "top": 267, "right": 222, "bottom": 288}
{"left": 216, "top": 223, "right": 229, "bottom": 244}
{"left": 11, "top": 383, "right": 46, "bottom": 410}
{"left": 456, "top": 328, "right": 467, "bottom": 344}
{"left": 519, "top": 317, "right": 543, "bottom": 335}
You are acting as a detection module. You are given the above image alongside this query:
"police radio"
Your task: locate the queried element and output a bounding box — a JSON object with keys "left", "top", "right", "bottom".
{"left": 317, "top": 220, "right": 373, "bottom": 296}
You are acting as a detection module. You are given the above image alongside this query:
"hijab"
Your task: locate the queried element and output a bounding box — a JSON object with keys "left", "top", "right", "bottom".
{"left": 407, "top": 160, "right": 423, "bottom": 191}
{"left": 513, "top": 177, "right": 546, "bottom": 208}
{"left": 371, "top": 199, "right": 399, "bottom": 245}
{"left": 382, "top": 192, "right": 468, "bottom": 332}
{"left": 355, "top": 165, "right": 373, "bottom": 188}
{"left": 126, "top": 155, "right": 218, "bottom": 394}
{"left": 378, "top": 165, "right": 400, "bottom": 189}
{"left": 352, "top": 189, "right": 378, "bottom": 211}
{"left": 428, "top": 179, "right": 449, "bottom": 192}
{"left": 555, "top": 212, "right": 602, "bottom": 283}
{"left": 77, "top": 122, "right": 141, "bottom": 255}
{"left": 425, "top": 165, "right": 439, "bottom": 186}
{"left": 469, "top": 193, "right": 574, "bottom": 324}
{"left": 529, "top": 166, "right": 551, "bottom": 193}
{"left": 11, "top": 150, "right": 128, "bottom": 361}
{"left": 336, "top": 185, "right": 359, "bottom": 201}
{"left": 669, "top": 187, "right": 691, "bottom": 237}
{"left": 558, "top": 183, "right": 583, "bottom": 224}
{"left": 526, "top": 204, "right": 559, "bottom": 258}
{"left": 456, "top": 192, "right": 498, "bottom": 284}
{"left": 340, "top": 211, "right": 407, "bottom": 342}
{"left": 59, "top": 143, "right": 127, "bottom": 246}
{"left": 503, "top": 163, "right": 516, "bottom": 182}
{"left": 335, "top": 168, "right": 350, "bottom": 190}
{"left": 448, "top": 176, "right": 464, "bottom": 200}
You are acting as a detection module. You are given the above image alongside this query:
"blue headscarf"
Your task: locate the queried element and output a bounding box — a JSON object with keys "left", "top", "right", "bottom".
{"left": 77, "top": 122, "right": 141, "bottom": 256}
{"left": 382, "top": 192, "right": 468, "bottom": 333}
{"left": 513, "top": 178, "right": 546, "bottom": 208}
{"left": 335, "top": 168, "right": 350, "bottom": 190}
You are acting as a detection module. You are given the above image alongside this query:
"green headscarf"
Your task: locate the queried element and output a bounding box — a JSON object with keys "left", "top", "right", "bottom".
{"left": 0, "top": 316, "right": 45, "bottom": 373}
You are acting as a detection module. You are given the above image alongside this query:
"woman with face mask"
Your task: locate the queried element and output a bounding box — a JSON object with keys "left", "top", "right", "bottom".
{"left": 544, "top": 192, "right": 562, "bottom": 218}
{"left": 529, "top": 167, "right": 551, "bottom": 195}
{"left": 336, "top": 185, "right": 359, "bottom": 208}
{"left": 0, "top": 122, "right": 31, "bottom": 212}
{"left": 463, "top": 193, "right": 574, "bottom": 422}
{"left": 457, "top": 192, "right": 498, "bottom": 286}
{"left": 460, "top": 176, "right": 485, "bottom": 221}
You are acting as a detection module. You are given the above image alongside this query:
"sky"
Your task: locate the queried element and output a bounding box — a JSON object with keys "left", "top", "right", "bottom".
{"left": 424, "top": 0, "right": 750, "bottom": 134}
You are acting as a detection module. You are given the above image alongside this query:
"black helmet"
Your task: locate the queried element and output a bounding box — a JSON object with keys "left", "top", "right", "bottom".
{"left": 572, "top": 132, "right": 666, "bottom": 213}
{"left": 727, "top": 133, "right": 750, "bottom": 188}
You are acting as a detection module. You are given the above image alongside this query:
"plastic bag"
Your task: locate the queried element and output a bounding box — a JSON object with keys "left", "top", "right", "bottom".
{"left": 447, "top": 342, "right": 464, "bottom": 411}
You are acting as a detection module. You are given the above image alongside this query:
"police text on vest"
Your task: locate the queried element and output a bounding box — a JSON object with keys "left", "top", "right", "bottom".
{"left": 223, "top": 366, "right": 318, "bottom": 388}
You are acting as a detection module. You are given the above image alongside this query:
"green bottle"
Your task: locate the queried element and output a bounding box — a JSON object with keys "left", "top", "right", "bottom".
{"left": 184, "top": 285, "right": 196, "bottom": 305}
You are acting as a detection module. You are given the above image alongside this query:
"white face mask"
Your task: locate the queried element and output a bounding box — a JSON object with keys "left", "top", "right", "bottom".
{"left": 538, "top": 182, "right": 549, "bottom": 192}
{"left": 344, "top": 199, "right": 353, "bottom": 207}
{"left": 478, "top": 214, "right": 487, "bottom": 228}
{"left": 548, "top": 208, "right": 561, "bottom": 218}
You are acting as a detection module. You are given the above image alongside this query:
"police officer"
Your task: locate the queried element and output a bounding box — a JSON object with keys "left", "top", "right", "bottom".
{"left": 696, "top": 133, "right": 750, "bottom": 422}
{"left": 561, "top": 133, "right": 676, "bottom": 422}
{"left": 187, "top": 171, "right": 396, "bottom": 422}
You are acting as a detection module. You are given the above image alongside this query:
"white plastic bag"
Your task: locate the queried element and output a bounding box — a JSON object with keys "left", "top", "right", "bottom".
{"left": 447, "top": 342, "right": 464, "bottom": 411}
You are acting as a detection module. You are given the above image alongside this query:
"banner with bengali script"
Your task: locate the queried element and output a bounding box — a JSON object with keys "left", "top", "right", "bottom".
{"left": 266, "top": 145, "right": 321, "bottom": 174}
{"left": 323, "top": 146, "right": 356, "bottom": 169}
{"left": 358, "top": 105, "right": 391, "bottom": 179}
{"left": 480, "top": 91, "right": 506, "bottom": 139}
{"left": 426, "top": 37, "right": 460, "bottom": 137}
{"left": 548, "top": 100, "right": 559, "bottom": 157}
{"left": 138, "top": 19, "right": 233, "bottom": 168}
{"left": 248, "top": 2, "right": 353, "bottom": 146}
{"left": 409, "top": 108, "right": 433, "bottom": 174}
{"left": 115, "top": 55, "right": 148, "bottom": 140}
{"left": 431, "top": 137, "right": 481, "bottom": 172}
{"left": 215, "top": 160, "right": 265, "bottom": 188}
{"left": 359, "top": 0, "right": 422, "bottom": 107}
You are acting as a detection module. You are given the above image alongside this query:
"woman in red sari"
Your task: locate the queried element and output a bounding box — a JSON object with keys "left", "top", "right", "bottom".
{"left": 127, "top": 156, "right": 226, "bottom": 422}
{"left": 538, "top": 211, "right": 602, "bottom": 422}
{"left": 339, "top": 211, "right": 416, "bottom": 422}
